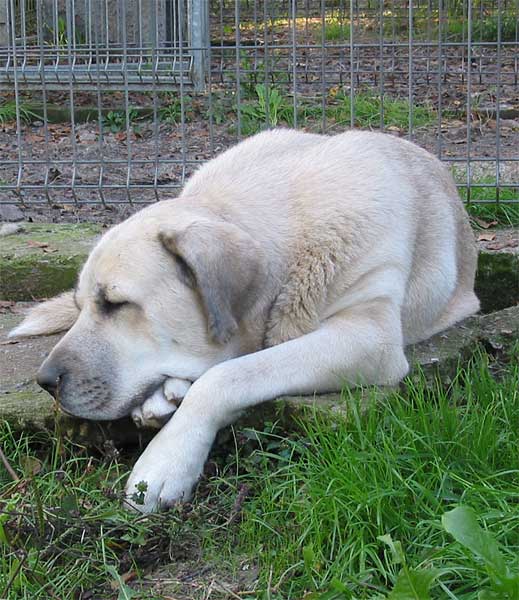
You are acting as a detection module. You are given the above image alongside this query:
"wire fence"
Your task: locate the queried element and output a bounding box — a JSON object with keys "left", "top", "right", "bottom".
{"left": 0, "top": 0, "right": 517, "bottom": 211}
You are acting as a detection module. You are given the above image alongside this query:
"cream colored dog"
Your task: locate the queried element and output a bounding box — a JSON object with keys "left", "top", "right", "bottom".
{"left": 10, "top": 129, "right": 479, "bottom": 512}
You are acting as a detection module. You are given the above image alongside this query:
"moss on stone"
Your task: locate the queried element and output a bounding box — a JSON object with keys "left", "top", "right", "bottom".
{"left": 0, "top": 223, "right": 102, "bottom": 300}
{"left": 2, "top": 224, "right": 517, "bottom": 310}
{"left": 476, "top": 252, "right": 519, "bottom": 313}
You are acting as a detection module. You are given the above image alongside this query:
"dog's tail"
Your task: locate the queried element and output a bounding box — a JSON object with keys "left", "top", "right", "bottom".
{"left": 9, "top": 291, "right": 79, "bottom": 338}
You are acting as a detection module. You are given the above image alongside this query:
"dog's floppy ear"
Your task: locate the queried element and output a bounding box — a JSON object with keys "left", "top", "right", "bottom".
{"left": 159, "top": 219, "right": 267, "bottom": 344}
{"left": 8, "top": 291, "right": 79, "bottom": 338}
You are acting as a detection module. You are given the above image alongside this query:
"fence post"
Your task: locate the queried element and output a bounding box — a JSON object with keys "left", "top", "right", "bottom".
{"left": 0, "top": 0, "right": 8, "bottom": 46}
{"left": 188, "top": 0, "right": 209, "bottom": 91}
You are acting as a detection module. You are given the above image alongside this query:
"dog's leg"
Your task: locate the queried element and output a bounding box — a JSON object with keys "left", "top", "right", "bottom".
{"left": 125, "top": 299, "right": 408, "bottom": 512}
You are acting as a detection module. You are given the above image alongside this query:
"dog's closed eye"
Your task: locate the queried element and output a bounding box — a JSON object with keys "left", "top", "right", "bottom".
{"left": 98, "top": 296, "right": 131, "bottom": 315}
{"left": 105, "top": 299, "right": 129, "bottom": 311}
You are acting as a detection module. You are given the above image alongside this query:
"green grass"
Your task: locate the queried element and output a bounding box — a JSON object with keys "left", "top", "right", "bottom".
{"left": 466, "top": 202, "right": 519, "bottom": 228}
{"left": 0, "top": 102, "right": 41, "bottom": 126}
{"left": 236, "top": 85, "right": 434, "bottom": 135}
{"left": 455, "top": 176, "right": 519, "bottom": 227}
{"left": 445, "top": 13, "right": 518, "bottom": 43}
{"left": 0, "top": 351, "right": 518, "bottom": 598}
{"left": 323, "top": 19, "right": 350, "bottom": 41}
{"left": 210, "top": 351, "right": 519, "bottom": 598}
{"left": 331, "top": 91, "right": 435, "bottom": 130}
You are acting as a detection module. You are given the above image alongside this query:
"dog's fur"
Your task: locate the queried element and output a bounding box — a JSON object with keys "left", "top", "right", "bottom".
{"left": 10, "top": 129, "right": 479, "bottom": 512}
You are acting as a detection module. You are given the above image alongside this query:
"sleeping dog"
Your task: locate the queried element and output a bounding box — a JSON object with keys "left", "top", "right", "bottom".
{"left": 10, "top": 129, "right": 479, "bottom": 512}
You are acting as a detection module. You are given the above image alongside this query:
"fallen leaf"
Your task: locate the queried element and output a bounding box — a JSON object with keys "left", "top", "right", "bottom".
{"left": 25, "top": 133, "right": 44, "bottom": 143}
{"left": 27, "top": 240, "right": 49, "bottom": 249}
{"left": 474, "top": 218, "right": 498, "bottom": 229}
{"left": 21, "top": 456, "right": 42, "bottom": 476}
{"left": 486, "top": 239, "right": 519, "bottom": 250}
{"left": 477, "top": 233, "right": 496, "bottom": 242}
{"left": 121, "top": 571, "right": 137, "bottom": 584}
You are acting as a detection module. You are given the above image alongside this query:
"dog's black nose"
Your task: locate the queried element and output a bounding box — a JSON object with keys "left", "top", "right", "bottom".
{"left": 37, "top": 364, "right": 63, "bottom": 398}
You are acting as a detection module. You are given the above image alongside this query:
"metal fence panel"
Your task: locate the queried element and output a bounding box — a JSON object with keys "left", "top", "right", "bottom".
{"left": 0, "top": 0, "right": 517, "bottom": 211}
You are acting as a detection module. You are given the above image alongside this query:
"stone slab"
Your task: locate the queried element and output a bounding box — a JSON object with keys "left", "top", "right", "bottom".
{"left": 0, "top": 223, "right": 103, "bottom": 301}
{"left": 1, "top": 224, "right": 517, "bottom": 312}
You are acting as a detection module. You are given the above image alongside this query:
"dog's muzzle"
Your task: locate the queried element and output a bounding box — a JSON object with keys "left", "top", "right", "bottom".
{"left": 37, "top": 362, "right": 63, "bottom": 398}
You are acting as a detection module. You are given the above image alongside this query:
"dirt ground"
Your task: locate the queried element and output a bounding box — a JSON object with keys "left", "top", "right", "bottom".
{"left": 0, "top": 37, "right": 517, "bottom": 224}
{"left": 1, "top": 114, "right": 517, "bottom": 226}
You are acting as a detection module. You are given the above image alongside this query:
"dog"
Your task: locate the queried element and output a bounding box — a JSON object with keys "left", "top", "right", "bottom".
{"left": 10, "top": 129, "right": 479, "bottom": 512}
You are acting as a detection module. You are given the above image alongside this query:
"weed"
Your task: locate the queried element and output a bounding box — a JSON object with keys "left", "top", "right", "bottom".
{"left": 323, "top": 19, "right": 350, "bottom": 41}
{"left": 207, "top": 93, "right": 232, "bottom": 125}
{"left": 233, "top": 86, "right": 433, "bottom": 134}
{"left": 378, "top": 534, "right": 442, "bottom": 598}
{"left": 331, "top": 90, "right": 435, "bottom": 130}
{"left": 0, "top": 102, "right": 41, "bottom": 125}
{"left": 159, "top": 93, "right": 193, "bottom": 125}
{"left": 442, "top": 506, "right": 519, "bottom": 598}
{"left": 102, "top": 108, "right": 138, "bottom": 133}
{"left": 466, "top": 201, "right": 519, "bottom": 227}
{"left": 454, "top": 175, "right": 519, "bottom": 226}
{"left": 239, "top": 53, "right": 290, "bottom": 100}
{"left": 239, "top": 84, "right": 294, "bottom": 134}
{"left": 45, "top": 16, "right": 85, "bottom": 49}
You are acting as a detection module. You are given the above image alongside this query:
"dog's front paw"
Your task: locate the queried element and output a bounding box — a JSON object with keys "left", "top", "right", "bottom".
{"left": 125, "top": 376, "right": 219, "bottom": 513}
{"left": 124, "top": 441, "right": 201, "bottom": 513}
{"left": 131, "top": 378, "right": 192, "bottom": 429}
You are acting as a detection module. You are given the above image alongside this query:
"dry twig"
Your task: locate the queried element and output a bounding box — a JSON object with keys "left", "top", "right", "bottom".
{"left": 0, "top": 444, "right": 19, "bottom": 481}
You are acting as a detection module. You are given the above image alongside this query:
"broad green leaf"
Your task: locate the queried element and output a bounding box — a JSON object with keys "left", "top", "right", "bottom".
{"left": 121, "top": 530, "right": 146, "bottom": 546}
{"left": 378, "top": 534, "right": 405, "bottom": 565}
{"left": 387, "top": 568, "right": 441, "bottom": 600}
{"left": 479, "top": 591, "right": 504, "bottom": 599}
{"left": 303, "top": 544, "right": 316, "bottom": 571}
{"left": 0, "top": 512, "right": 9, "bottom": 546}
{"left": 442, "top": 506, "right": 519, "bottom": 591}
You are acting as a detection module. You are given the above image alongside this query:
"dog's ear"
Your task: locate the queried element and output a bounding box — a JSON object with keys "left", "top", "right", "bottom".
{"left": 8, "top": 291, "right": 79, "bottom": 338}
{"left": 159, "top": 219, "right": 267, "bottom": 344}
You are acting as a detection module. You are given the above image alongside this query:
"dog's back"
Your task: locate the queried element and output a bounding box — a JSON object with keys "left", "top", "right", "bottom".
{"left": 183, "top": 129, "right": 479, "bottom": 344}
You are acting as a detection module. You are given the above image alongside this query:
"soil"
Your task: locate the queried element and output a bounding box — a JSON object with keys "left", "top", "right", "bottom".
{"left": 475, "top": 226, "right": 518, "bottom": 254}
{"left": 0, "top": 35, "right": 517, "bottom": 225}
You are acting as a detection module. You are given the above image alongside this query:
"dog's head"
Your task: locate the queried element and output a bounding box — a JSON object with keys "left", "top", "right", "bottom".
{"left": 10, "top": 201, "right": 268, "bottom": 420}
